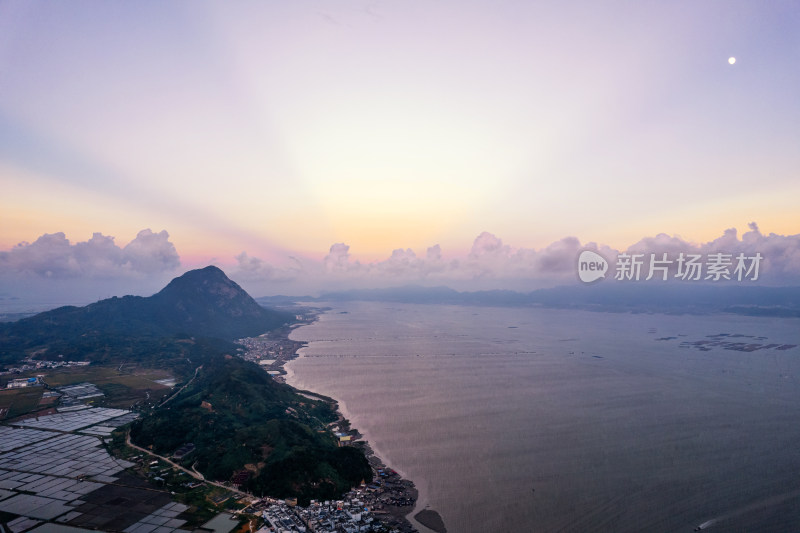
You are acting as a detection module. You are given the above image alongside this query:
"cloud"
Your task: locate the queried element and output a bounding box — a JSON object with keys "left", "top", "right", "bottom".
{"left": 534, "top": 236, "right": 584, "bottom": 273}
{"left": 120, "top": 229, "right": 180, "bottom": 274}
{"left": 469, "top": 231, "right": 510, "bottom": 259}
{"left": 234, "top": 231, "right": 600, "bottom": 293}
{"left": 3, "top": 224, "right": 799, "bottom": 306}
{"left": 0, "top": 229, "right": 180, "bottom": 279}
{"left": 323, "top": 243, "right": 360, "bottom": 273}
{"left": 707, "top": 224, "right": 800, "bottom": 280}
{"left": 231, "top": 251, "right": 299, "bottom": 283}
{"left": 378, "top": 248, "right": 420, "bottom": 276}
{"left": 426, "top": 244, "right": 442, "bottom": 262}
{"left": 623, "top": 223, "right": 800, "bottom": 282}
{"left": 231, "top": 224, "right": 800, "bottom": 294}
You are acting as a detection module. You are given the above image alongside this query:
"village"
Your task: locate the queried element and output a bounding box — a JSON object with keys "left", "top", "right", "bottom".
{"left": 244, "top": 462, "right": 419, "bottom": 533}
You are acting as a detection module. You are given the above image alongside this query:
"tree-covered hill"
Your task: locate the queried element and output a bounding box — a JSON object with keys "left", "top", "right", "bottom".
{"left": 131, "top": 355, "right": 372, "bottom": 503}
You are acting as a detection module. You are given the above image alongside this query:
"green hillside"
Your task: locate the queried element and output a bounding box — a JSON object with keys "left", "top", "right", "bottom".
{"left": 0, "top": 266, "right": 291, "bottom": 364}
{"left": 131, "top": 355, "right": 372, "bottom": 503}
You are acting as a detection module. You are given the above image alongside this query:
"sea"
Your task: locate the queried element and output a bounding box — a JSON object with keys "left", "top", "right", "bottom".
{"left": 285, "top": 302, "right": 800, "bottom": 533}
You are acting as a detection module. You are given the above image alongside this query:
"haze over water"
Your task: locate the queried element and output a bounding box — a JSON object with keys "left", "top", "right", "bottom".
{"left": 287, "top": 303, "right": 800, "bottom": 532}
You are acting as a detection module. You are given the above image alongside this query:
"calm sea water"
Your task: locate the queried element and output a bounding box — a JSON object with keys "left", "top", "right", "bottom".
{"left": 286, "top": 303, "right": 800, "bottom": 532}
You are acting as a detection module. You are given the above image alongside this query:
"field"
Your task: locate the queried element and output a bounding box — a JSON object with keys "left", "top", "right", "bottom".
{"left": 0, "top": 387, "right": 44, "bottom": 419}
{"left": 1, "top": 364, "right": 176, "bottom": 414}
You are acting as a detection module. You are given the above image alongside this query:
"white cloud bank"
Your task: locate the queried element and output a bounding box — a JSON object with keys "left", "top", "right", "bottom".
{"left": 1, "top": 224, "right": 799, "bottom": 308}
{"left": 0, "top": 230, "right": 180, "bottom": 310}
{"left": 229, "top": 223, "right": 800, "bottom": 295}
{"left": 0, "top": 229, "right": 180, "bottom": 278}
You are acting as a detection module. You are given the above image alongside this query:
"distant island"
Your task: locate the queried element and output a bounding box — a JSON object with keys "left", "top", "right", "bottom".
{"left": 259, "top": 283, "right": 800, "bottom": 317}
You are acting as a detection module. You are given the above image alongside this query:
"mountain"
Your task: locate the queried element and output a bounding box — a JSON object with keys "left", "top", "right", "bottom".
{"left": 272, "top": 283, "right": 800, "bottom": 316}
{"left": 0, "top": 266, "right": 292, "bottom": 363}
{"left": 148, "top": 265, "right": 291, "bottom": 337}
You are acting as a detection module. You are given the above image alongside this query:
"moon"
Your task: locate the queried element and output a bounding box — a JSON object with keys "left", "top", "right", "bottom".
{"left": 728, "top": 57, "right": 736, "bottom": 65}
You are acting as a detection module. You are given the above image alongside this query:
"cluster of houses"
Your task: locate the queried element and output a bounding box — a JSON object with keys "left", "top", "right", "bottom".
{"left": 1, "top": 358, "right": 90, "bottom": 382}
{"left": 243, "top": 465, "right": 418, "bottom": 533}
{"left": 260, "top": 499, "right": 379, "bottom": 533}
{"left": 235, "top": 334, "right": 306, "bottom": 380}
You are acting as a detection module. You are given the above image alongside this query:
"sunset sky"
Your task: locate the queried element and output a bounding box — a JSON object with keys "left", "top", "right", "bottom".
{"left": 1, "top": 1, "right": 799, "bottom": 300}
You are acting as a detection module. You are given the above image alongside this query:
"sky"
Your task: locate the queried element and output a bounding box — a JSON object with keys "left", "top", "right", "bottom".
{"left": 1, "top": 1, "right": 799, "bottom": 304}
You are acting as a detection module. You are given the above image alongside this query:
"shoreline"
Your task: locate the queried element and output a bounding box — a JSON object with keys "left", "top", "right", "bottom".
{"left": 241, "top": 306, "right": 446, "bottom": 533}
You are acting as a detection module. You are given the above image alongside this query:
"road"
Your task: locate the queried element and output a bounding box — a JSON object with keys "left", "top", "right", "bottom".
{"left": 159, "top": 365, "right": 202, "bottom": 406}
{"left": 124, "top": 429, "right": 249, "bottom": 498}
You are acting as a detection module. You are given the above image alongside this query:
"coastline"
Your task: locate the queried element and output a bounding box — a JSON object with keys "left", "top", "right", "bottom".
{"left": 241, "top": 306, "right": 445, "bottom": 533}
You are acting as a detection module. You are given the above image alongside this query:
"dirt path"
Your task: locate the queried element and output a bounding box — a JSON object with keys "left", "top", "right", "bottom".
{"left": 159, "top": 365, "right": 202, "bottom": 406}
{"left": 124, "top": 429, "right": 248, "bottom": 498}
